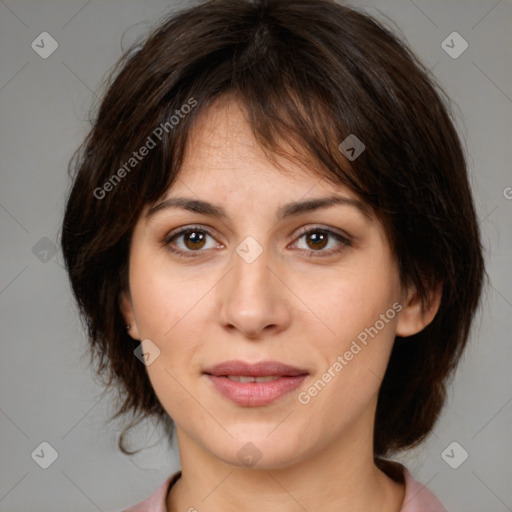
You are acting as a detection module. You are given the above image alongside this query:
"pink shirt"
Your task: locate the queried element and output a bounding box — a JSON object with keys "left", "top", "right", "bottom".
{"left": 123, "top": 463, "right": 447, "bottom": 512}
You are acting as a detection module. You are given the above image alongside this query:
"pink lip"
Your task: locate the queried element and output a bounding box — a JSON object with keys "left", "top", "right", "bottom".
{"left": 203, "top": 360, "right": 308, "bottom": 407}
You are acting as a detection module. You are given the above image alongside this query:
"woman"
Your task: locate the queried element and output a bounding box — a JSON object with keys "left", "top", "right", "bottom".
{"left": 61, "top": 0, "right": 485, "bottom": 510}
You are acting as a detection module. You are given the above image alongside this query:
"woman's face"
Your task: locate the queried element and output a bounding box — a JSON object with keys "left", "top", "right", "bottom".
{"left": 121, "top": 99, "right": 421, "bottom": 470}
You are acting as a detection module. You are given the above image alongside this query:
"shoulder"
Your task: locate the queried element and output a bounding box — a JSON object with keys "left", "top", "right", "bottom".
{"left": 400, "top": 464, "right": 448, "bottom": 512}
{"left": 377, "top": 458, "right": 447, "bottom": 512}
{"left": 121, "top": 470, "right": 182, "bottom": 512}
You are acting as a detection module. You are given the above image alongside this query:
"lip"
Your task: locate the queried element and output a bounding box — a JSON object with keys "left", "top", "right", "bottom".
{"left": 203, "top": 360, "right": 309, "bottom": 407}
{"left": 204, "top": 360, "right": 308, "bottom": 377}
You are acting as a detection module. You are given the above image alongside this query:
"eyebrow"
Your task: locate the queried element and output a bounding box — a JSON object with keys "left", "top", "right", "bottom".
{"left": 146, "top": 194, "right": 371, "bottom": 221}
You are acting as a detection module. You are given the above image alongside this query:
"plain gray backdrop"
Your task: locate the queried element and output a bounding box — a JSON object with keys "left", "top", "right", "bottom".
{"left": 1, "top": 0, "right": 511, "bottom": 511}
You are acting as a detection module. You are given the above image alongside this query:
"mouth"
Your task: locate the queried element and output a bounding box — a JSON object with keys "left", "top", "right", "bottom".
{"left": 222, "top": 375, "right": 283, "bottom": 383}
{"left": 203, "top": 360, "right": 309, "bottom": 407}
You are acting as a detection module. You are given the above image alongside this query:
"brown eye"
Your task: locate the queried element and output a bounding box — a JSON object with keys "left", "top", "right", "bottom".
{"left": 182, "top": 230, "right": 207, "bottom": 250}
{"left": 304, "top": 231, "right": 329, "bottom": 251}
{"left": 292, "top": 227, "right": 352, "bottom": 258}
{"left": 164, "top": 226, "right": 220, "bottom": 258}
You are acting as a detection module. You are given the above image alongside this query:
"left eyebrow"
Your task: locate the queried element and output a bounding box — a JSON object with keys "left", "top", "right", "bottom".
{"left": 145, "top": 194, "right": 371, "bottom": 220}
{"left": 276, "top": 195, "right": 371, "bottom": 221}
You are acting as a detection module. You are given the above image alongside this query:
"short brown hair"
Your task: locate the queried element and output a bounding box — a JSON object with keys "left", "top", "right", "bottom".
{"left": 61, "top": 0, "right": 485, "bottom": 465}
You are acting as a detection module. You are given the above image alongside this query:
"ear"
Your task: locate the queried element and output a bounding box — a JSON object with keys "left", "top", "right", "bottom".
{"left": 119, "top": 290, "right": 140, "bottom": 340}
{"left": 396, "top": 280, "right": 443, "bottom": 337}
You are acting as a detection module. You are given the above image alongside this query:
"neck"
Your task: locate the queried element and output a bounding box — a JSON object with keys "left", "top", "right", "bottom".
{"left": 166, "top": 418, "right": 404, "bottom": 512}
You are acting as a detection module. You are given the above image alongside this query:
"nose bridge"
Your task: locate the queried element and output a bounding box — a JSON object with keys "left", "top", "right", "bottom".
{"left": 232, "top": 235, "right": 272, "bottom": 297}
{"left": 217, "top": 235, "right": 290, "bottom": 337}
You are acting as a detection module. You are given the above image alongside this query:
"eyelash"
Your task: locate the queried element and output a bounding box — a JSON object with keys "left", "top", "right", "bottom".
{"left": 162, "top": 224, "right": 352, "bottom": 259}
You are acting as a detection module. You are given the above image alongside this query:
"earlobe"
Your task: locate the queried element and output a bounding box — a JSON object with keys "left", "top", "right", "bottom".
{"left": 119, "top": 291, "right": 140, "bottom": 339}
{"left": 396, "top": 281, "right": 443, "bottom": 337}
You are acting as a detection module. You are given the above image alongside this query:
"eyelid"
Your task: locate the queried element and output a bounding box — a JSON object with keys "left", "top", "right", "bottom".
{"left": 163, "top": 223, "right": 223, "bottom": 243}
{"left": 162, "top": 223, "right": 353, "bottom": 258}
{"left": 292, "top": 224, "right": 352, "bottom": 243}
{"left": 163, "top": 223, "right": 351, "bottom": 242}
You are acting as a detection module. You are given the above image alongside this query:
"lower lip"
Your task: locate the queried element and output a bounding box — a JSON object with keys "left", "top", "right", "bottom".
{"left": 206, "top": 375, "right": 307, "bottom": 406}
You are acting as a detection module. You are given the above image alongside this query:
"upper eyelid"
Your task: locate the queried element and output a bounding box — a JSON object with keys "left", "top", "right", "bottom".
{"left": 164, "top": 224, "right": 222, "bottom": 243}
{"left": 295, "top": 225, "right": 350, "bottom": 240}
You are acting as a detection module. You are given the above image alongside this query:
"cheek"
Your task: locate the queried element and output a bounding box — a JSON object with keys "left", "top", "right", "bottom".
{"left": 144, "top": 363, "right": 202, "bottom": 433}
{"left": 306, "top": 259, "right": 400, "bottom": 349}
{"left": 297, "top": 310, "right": 398, "bottom": 439}
{"left": 297, "top": 254, "right": 401, "bottom": 409}
{"left": 128, "top": 246, "right": 197, "bottom": 338}
{"left": 128, "top": 246, "right": 207, "bottom": 373}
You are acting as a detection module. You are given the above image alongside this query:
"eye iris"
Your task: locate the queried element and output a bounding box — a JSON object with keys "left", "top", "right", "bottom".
{"left": 184, "top": 230, "right": 206, "bottom": 250}
{"left": 306, "top": 231, "right": 328, "bottom": 250}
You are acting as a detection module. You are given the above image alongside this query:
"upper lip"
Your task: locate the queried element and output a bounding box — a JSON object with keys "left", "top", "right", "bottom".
{"left": 204, "top": 360, "right": 309, "bottom": 377}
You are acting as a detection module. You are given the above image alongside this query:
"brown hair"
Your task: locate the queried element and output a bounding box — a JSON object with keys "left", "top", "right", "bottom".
{"left": 61, "top": 0, "right": 485, "bottom": 468}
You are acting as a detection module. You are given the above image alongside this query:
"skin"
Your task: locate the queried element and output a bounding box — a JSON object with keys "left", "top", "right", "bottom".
{"left": 120, "top": 98, "right": 442, "bottom": 512}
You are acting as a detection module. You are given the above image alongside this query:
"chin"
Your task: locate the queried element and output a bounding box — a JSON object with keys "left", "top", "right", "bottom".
{"left": 209, "top": 428, "right": 310, "bottom": 470}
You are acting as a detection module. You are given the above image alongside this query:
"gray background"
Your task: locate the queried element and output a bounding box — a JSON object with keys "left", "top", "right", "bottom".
{"left": 1, "top": 0, "right": 511, "bottom": 511}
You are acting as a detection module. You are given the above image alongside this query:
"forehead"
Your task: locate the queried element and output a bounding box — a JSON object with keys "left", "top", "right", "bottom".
{"left": 173, "top": 98, "right": 358, "bottom": 203}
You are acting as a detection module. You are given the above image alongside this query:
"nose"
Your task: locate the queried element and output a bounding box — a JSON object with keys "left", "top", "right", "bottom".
{"left": 217, "top": 241, "right": 292, "bottom": 340}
